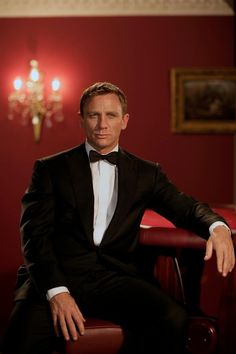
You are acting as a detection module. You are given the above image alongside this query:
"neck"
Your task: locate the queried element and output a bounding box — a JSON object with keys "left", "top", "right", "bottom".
{"left": 85, "top": 141, "right": 119, "bottom": 154}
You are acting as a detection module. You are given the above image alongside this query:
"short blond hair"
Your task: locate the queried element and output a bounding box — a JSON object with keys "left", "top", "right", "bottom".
{"left": 79, "top": 82, "right": 128, "bottom": 116}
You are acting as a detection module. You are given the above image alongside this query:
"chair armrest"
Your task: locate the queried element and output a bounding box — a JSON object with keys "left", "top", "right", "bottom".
{"left": 139, "top": 227, "right": 206, "bottom": 249}
{"left": 140, "top": 206, "right": 236, "bottom": 250}
{"left": 139, "top": 226, "right": 236, "bottom": 249}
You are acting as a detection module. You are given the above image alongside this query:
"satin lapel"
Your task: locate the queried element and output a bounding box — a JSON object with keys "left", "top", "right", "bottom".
{"left": 102, "top": 149, "right": 138, "bottom": 244}
{"left": 65, "top": 144, "right": 94, "bottom": 244}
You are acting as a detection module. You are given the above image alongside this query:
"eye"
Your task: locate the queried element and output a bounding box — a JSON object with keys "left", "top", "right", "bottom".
{"left": 88, "top": 112, "right": 98, "bottom": 118}
{"left": 107, "top": 112, "right": 118, "bottom": 118}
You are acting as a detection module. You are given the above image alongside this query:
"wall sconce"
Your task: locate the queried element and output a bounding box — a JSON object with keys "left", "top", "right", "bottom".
{"left": 8, "top": 59, "right": 63, "bottom": 142}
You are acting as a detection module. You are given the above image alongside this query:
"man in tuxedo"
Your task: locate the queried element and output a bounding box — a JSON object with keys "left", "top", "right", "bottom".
{"left": 2, "top": 82, "right": 235, "bottom": 354}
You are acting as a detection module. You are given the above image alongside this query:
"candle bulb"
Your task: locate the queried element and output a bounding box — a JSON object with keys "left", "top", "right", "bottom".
{"left": 29, "top": 60, "right": 40, "bottom": 82}
{"left": 51, "top": 78, "right": 61, "bottom": 92}
{"left": 13, "top": 77, "right": 23, "bottom": 91}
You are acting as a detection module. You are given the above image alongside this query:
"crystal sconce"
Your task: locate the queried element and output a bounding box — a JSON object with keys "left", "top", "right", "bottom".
{"left": 8, "top": 60, "right": 63, "bottom": 142}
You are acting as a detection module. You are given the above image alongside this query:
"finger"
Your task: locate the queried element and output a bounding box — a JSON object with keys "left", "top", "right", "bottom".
{"left": 59, "top": 316, "right": 70, "bottom": 341}
{"left": 73, "top": 311, "right": 85, "bottom": 336}
{"left": 222, "top": 247, "right": 235, "bottom": 276}
{"left": 221, "top": 255, "right": 228, "bottom": 277}
{"left": 230, "top": 244, "right": 235, "bottom": 268}
{"left": 52, "top": 312, "right": 60, "bottom": 337}
{"left": 60, "top": 304, "right": 85, "bottom": 340}
{"left": 65, "top": 315, "right": 79, "bottom": 341}
{"left": 230, "top": 250, "right": 236, "bottom": 271}
{"left": 76, "top": 306, "right": 86, "bottom": 323}
{"left": 215, "top": 247, "right": 224, "bottom": 274}
{"left": 204, "top": 239, "right": 213, "bottom": 261}
{"left": 219, "top": 237, "right": 235, "bottom": 276}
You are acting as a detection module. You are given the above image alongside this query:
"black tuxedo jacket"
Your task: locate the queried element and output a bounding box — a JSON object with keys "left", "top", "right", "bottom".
{"left": 16, "top": 143, "right": 226, "bottom": 300}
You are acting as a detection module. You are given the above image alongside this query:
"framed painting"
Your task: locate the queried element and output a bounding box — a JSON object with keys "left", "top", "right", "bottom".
{"left": 171, "top": 68, "right": 236, "bottom": 133}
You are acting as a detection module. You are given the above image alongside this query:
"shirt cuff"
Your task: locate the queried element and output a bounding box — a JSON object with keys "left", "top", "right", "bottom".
{"left": 209, "top": 221, "right": 231, "bottom": 235}
{"left": 46, "top": 286, "right": 70, "bottom": 301}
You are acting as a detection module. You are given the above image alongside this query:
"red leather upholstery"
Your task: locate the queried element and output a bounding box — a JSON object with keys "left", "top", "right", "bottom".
{"left": 66, "top": 318, "right": 123, "bottom": 354}
{"left": 140, "top": 226, "right": 206, "bottom": 248}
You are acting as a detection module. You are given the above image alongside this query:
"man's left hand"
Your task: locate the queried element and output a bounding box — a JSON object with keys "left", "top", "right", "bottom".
{"left": 204, "top": 225, "right": 235, "bottom": 277}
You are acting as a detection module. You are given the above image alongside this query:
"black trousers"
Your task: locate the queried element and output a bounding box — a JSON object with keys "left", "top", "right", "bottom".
{"left": 1, "top": 270, "right": 188, "bottom": 354}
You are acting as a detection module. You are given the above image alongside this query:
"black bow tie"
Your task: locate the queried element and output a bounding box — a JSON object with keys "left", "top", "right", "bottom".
{"left": 89, "top": 150, "right": 118, "bottom": 165}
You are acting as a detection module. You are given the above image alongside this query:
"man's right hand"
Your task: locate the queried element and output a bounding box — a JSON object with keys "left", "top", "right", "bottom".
{"left": 49, "top": 292, "right": 86, "bottom": 341}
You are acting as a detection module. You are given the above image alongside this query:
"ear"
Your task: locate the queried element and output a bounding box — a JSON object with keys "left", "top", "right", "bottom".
{"left": 78, "top": 112, "right": 84, "bottom": 128}
{"left": 121, "top": 113, "right": 129, "bottom": 130}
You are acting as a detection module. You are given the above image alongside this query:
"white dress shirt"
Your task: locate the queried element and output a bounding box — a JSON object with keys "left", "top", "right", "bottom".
{"left": 86, "top": 142, "right": 118, "bottom": 245}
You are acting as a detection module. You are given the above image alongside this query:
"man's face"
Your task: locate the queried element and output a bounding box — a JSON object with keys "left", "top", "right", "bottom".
{"left": 80, "top": 93, "right": 129, "bottom": 154}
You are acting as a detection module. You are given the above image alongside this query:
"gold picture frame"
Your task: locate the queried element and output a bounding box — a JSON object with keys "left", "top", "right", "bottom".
{"left": 171, "top": 67, "right": 236, "bottom": 133}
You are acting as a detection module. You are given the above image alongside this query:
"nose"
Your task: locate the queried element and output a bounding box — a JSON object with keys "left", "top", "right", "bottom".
{"left": 97, "top": 115, "right": 108, "bottom": 130}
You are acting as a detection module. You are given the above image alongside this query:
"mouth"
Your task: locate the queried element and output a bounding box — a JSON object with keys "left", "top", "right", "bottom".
{"left": 95, "top": 133, "right": 109, "bottom": 138}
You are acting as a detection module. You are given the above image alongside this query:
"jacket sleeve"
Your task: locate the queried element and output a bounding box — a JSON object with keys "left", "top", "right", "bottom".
{"left": 20, "top": 159, "right": 68, "bottom": 297}
{"left": 148, "top": 164, "right": 228, "bottom": 238}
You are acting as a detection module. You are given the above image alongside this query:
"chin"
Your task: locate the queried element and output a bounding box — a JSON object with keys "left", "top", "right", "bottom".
{"left": 95, "top": 140, "right": 111, "bottom": 148}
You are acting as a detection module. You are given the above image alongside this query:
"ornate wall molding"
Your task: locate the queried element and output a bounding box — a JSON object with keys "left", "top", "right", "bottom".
{"left": 0, "top": 0, "right": 233, "bottom": 17}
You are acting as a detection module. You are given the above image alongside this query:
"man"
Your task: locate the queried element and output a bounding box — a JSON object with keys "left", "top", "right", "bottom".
{"left": 2, "top": 82, "right": 235, "bottom": 354}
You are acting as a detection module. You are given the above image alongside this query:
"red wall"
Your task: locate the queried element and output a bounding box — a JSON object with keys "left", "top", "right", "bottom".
{"left": 0, "top": 16, "right": 234, "bottom": 337}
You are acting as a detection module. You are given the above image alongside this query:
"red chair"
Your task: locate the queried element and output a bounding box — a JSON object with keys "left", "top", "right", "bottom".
{"left": 66, "top": 206, "right": 236, "bottom": 354}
